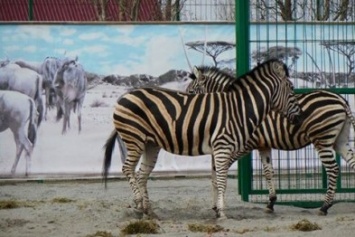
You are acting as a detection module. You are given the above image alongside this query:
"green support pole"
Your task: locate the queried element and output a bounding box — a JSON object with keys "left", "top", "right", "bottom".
{"left": 236, "top": 0, "right": 251, "bottom": 202}
{"left": 28, "top": 0, "right": 33, "bottom": 21}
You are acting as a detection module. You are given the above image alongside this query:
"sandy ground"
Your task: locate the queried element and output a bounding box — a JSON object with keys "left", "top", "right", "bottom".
{"left": 1, "top": 177, "right": 355, "bottom": 237}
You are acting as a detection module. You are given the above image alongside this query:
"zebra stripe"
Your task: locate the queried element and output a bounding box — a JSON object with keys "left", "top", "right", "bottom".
{"left": 103, "top": 59, "right": 302, "bottom": 219}
{"left": 187, "top": 67, "right": 355, "bottom": 215}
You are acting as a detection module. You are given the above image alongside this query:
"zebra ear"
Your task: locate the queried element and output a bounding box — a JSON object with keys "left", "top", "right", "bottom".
{"left": 192, "top": 66, "right": 200, "bottom": 80}
{"left": 189, "top": 73, "right": 197, "bottom": 80}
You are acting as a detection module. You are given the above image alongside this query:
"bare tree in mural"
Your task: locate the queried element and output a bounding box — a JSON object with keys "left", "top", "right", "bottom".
{"left": 114, "top": 0, "right": 187, "bottom": 21}
{"left": 251, "top": 0, "right": 307, "bottom": 21}
{"left": 116, "top": 0, "right": 142, "bottom": 21}
{"left": 185, "top": 41, "right": 235, "bottom": 67}
{"left": 321, "top": 40, "right": 355, "bottom": 85}
{"left": 81, "top": 0, "right": 109, "bottom": 21}
{"left": 251, "top": 45, "right": 302, "bottom": 70}
{"left": 160, "top": 0, "right": 188, "bottom": 21}
{"left": 333, "top": 0, "right": 352, "bottom": 21}
{"left": 215, "top": 0, "right": 235, "bottom": 21}
{"left": 251, "top": 0, "right": 354, "bottom": 21}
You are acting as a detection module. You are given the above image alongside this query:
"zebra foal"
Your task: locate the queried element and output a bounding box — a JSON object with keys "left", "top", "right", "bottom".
{"left": 186, "top": 66, "right": 355, "bottom": 215}
{"left": 103, "top": 59, "right": 302, "bottom": 219}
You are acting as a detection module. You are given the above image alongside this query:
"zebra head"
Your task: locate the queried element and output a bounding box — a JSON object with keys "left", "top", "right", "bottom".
{"left": 187, "top": 66, "right": 235, "bottom": 94}
{"left": 267, "top": 59, "right": 303, "bottom": 124}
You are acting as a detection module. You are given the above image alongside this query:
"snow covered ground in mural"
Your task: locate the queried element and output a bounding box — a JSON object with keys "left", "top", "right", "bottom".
{"left": 0, "top": 81, "right": 238, "bottom": 178}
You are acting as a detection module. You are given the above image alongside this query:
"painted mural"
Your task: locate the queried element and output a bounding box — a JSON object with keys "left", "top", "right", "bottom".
{"left": 0, "top": 23, "right": 354, "bottom": 178}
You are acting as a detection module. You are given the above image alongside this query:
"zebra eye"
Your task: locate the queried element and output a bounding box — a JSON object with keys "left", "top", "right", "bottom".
{"left": 199, "top": 76, "right": 207, "bottom": 83}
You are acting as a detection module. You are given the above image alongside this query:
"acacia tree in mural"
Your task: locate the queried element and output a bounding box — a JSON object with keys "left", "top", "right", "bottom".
{"left": 321, "top": 40, "right": 355, "bottom": 85}
{"left": 251, "top": 45, "right": 302, "bottom": 69}
{"left": 185, "top": 41, "right": 236, "bottom": 67}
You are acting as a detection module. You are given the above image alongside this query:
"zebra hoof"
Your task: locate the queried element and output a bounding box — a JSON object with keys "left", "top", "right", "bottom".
{"left": 317, "top": 209, "right": 328, "bottom": 216}
{"left": 318, "top": 204, "right": 331, "bottom": 216}
{"left": 132, "top": 207, "right": 144, "bottom": 219}
{"left": 216, "top": 215, "right": 228, "bottom": 221}
{"left": 123, "top": 207, "right": 144, "bottom": 219}
{"left": 143, "top": 211, "right": 159, "bottom": 220}
{"left": 264, "top": 207, "right": 274, "bottom": 214}
{"left": 216, "top": 211, "right": 228, "bottom": 220}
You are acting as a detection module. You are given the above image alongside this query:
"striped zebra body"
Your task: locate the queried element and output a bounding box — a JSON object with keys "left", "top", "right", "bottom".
{"left": 187, "top": 68, "right": 355, "bottom": 215}
{"left": 103, "top": 59, "right": 302, "bottom": 219}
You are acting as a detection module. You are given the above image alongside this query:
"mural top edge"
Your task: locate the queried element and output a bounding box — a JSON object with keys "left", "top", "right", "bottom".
{"left": 0, "top": 21, "right": 354, "bottom": 26}
{"left": 0, "top": 21, "right": 236, "bottom": 25}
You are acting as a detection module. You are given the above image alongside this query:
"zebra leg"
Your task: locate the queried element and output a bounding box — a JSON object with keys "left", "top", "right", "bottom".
{"left": 259, "top": 149, "right": 277, "bottom": 213}
{"left": 122, "top": 149, "right": 144, "bottom": 214}
{"left": 211, "top": 155, "right": 218, "bottom": 213}
{"left": 137, "top": 143, "right": 160, "bottom": 219}
{"left": 213, "top": 151, "right": 232, "bottom": 220}
{"left": 316, "top": 145, "right": 339, "bottom": 215}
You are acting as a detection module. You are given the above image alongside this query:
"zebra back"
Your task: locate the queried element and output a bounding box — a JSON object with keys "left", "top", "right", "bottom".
{"left": 112, "top": 59, "right": 300, "bottom": 156}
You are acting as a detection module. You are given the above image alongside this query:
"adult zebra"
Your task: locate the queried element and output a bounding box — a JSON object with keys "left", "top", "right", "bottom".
{"left": 186, "top": 66, "right": 355, "bottom": 215}
{"left": 103, "top": 59, "right": 303, "bottom": 219}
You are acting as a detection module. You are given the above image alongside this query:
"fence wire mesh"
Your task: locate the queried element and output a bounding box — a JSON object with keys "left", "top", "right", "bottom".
{"left": 247, "top": 0, "right": 355, "bottom": 206}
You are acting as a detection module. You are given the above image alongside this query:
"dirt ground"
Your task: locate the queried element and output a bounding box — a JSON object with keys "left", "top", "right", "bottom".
{"left": 1, "top": 177, "right": 355, "bottom": 237}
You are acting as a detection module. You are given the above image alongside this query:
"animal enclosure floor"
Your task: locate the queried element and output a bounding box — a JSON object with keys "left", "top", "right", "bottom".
{"left": 1, "top": 177, "right": 355, "bottom": 237}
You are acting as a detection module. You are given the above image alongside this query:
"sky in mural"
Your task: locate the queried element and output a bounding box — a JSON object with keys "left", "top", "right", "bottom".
{"left": 0, "top": 24, "right": 235, "bottom": 77}
{"left": 0, "top": 23, "right": 353, "bottom": 77}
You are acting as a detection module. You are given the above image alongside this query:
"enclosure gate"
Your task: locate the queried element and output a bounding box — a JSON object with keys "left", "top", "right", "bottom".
{"left": 236, "top": 0, "right": 355, "bottom": 208}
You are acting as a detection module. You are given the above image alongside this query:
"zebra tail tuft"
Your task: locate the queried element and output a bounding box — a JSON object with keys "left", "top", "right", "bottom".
{"left": 102, "top": 130, "right": 116, "bottom": 188}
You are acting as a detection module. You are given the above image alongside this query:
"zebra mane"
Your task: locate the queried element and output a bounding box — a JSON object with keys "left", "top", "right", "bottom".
{"left": 194, "top": 59, "right": 288, "bottom": 89}
{"left": 257, "top": 58, "right": 289, "bottom": 77}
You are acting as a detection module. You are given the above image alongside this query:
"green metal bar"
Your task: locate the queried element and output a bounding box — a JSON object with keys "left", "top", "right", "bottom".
{"left": 295, "top": 88, "right": 355, "bottom": 94}
{"left": 235, "top": 0, "right": 251, "bottom": 202}
{"left": 28, "top": 0, "right": 33, "bottom": 21}
{"left": 251, "top": 188, "right": 355, "bottom": 195}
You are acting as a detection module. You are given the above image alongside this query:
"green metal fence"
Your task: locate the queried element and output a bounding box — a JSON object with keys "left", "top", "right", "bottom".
{"left": 236, "top": 0, "right": 355, "bottom": 208}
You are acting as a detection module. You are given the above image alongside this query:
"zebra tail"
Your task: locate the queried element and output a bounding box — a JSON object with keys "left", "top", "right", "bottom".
{"left": 346, "top": 106, "right": 355, "bottom": 136}
{"left": 34, "top": 75, "right": 44, "bottom": 127}
{"left": 27, "top": 98, "right": 38, "bottom": 146}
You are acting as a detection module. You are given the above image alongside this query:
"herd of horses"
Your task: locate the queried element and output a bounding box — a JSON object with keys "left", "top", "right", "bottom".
{"left": 0, "top": 56, "right": 87, "bottom": 176}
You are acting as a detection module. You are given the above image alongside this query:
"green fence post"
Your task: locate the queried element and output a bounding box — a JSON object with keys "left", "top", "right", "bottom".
{"left": 236, "top": 0, "right": 251, "bottom": 202}
{"left": 28, "top": 0, "right": 34, "bottom": 21}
